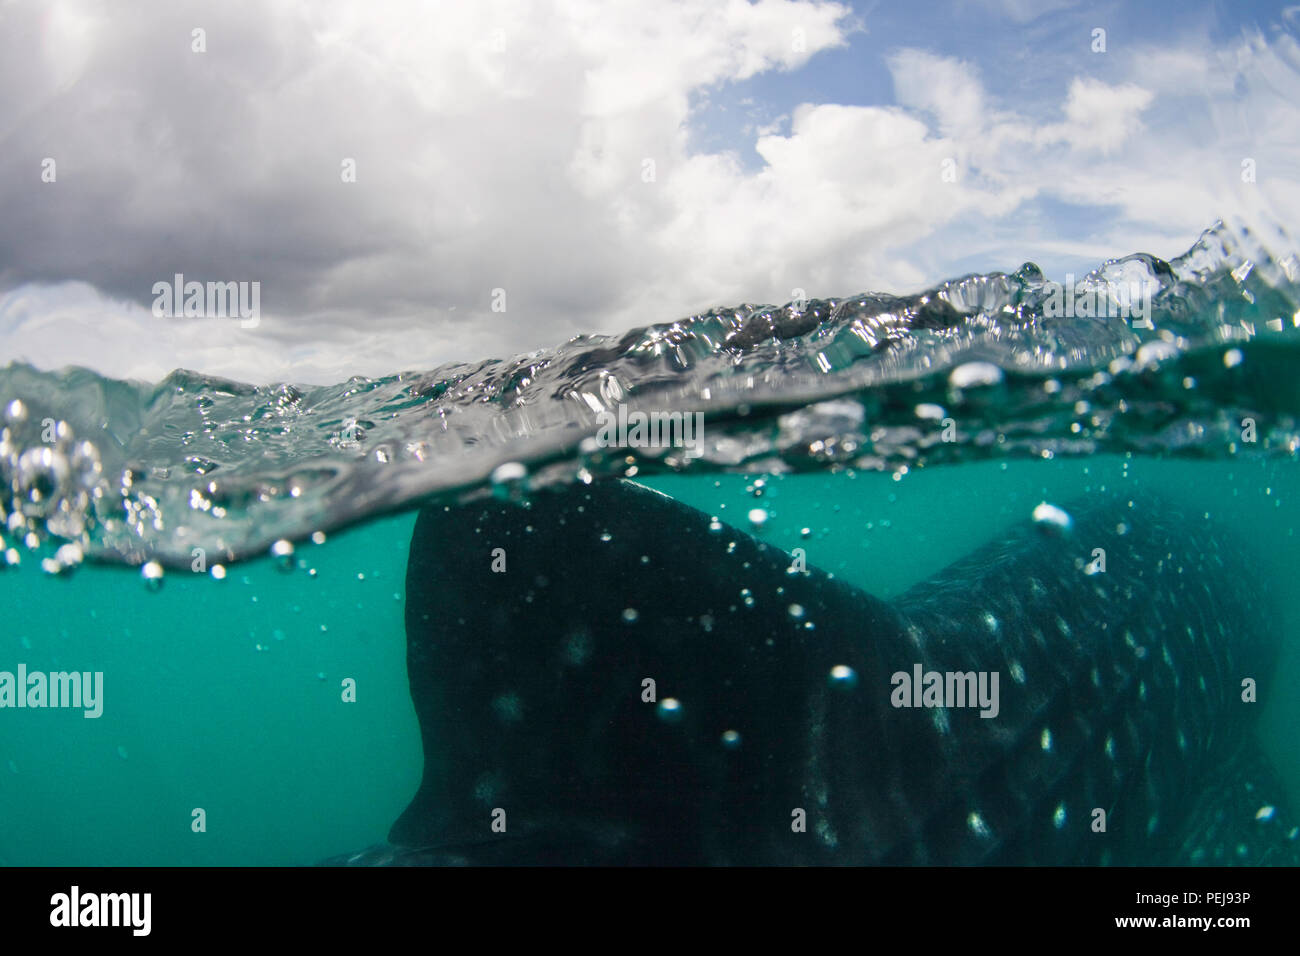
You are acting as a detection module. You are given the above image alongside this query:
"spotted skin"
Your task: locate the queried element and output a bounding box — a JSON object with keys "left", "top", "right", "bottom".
{"left": 326, "top": 479, "right": 1298, "bottom": 865}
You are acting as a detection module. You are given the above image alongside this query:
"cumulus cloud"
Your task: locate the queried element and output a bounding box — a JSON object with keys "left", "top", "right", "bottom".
{"left": 1042, "top": 78, "right": 1155, "bottom": 153}
{"left": 888, "top": 50, "right": 986, "bottom": 138}
{"left": 0, "top": 0, "right": 1297, "bottom": 384}
{"left": 0, "top": 0, "right": 855, "bottom": 381}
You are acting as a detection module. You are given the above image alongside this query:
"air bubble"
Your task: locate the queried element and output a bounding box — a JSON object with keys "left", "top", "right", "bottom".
{"left": 271, "top": 539, "right": 295, "bottom": 571}
{"left": 490, "top": 461, "right": 529, "bottom": 500}
{"left": 141, "top": 561, "right": 164, "bottom": 590}
{"left": 829, "top": 665, "right": 858, "bottom": 689}
{"left": 949, "top": 362, "right": 1003, "bottom": 389}
{"left": 1032, "top": 502, "right": 1072, "bottom": 535}
{"left": 490, "top": 461, "right": 527, "bottom": 485}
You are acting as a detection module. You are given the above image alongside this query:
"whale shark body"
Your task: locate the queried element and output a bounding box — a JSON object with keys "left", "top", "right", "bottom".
{"left": 328, "top": 478, "right": 1298, "bottom": 865}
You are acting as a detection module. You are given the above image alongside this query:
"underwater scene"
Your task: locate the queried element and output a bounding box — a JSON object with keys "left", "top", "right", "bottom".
{"left": 2, "top": 1, "right": 1300, "bottom": 876}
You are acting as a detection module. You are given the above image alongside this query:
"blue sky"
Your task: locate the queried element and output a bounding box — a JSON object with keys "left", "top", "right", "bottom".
{"left": 0, "top": 0, "right": 1297, "bottom": 383}
{"left": 691, "top": 0, "right": 1291, "bottom": 164}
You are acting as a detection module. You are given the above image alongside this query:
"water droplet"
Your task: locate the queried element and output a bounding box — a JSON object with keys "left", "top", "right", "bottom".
{"left": 720, "top": 729, "right": 742, "bottom": 749}
{"left": 747, "top": 508, "right": 769, "bottom": 528}
{"left": 788, "top": 603, "right": 806, "bottom": 620}
{"left": 621, "top": 608, "right": 639, "bottom": 623}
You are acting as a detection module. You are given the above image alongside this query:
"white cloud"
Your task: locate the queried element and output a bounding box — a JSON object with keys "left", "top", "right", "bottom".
{"left": 888, "top": 50, "right": 986, "bottom": 138}
{"left": 0, "top": 3, "right": 1298, "bottom": 385}
{"left": 1036, "top": 77, "right": 1155, "bottom": 153}
{"left": 968, "top": 0, "right": 1079, "bottom": 23}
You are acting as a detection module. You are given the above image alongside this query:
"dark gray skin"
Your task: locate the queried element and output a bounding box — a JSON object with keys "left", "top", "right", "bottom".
{"left": 330, "top": 479, "right": 1296, "bottom": 865}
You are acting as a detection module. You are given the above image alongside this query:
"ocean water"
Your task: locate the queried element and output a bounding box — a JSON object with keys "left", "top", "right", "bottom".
{"left": 1, "top": 223, "right": 1298, "bottom": 865}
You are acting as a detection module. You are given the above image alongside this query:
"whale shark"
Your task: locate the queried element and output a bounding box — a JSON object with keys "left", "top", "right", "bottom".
{"left": 326, "top": 478, "right": 1299, "bottom": 865}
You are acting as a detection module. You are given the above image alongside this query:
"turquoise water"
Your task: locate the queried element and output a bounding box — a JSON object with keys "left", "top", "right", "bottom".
{"left": 2, "top": 452, "right": 1295, "bottom": 865}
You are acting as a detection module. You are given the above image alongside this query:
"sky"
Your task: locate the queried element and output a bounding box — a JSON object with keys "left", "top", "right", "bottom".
{"left": 1, "top": 0, "right": 1298, "bottom": 384}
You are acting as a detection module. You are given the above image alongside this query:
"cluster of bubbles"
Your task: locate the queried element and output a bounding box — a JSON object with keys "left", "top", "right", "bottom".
{"left": 0, "top": 400, "right": 110, "bottom": 576}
